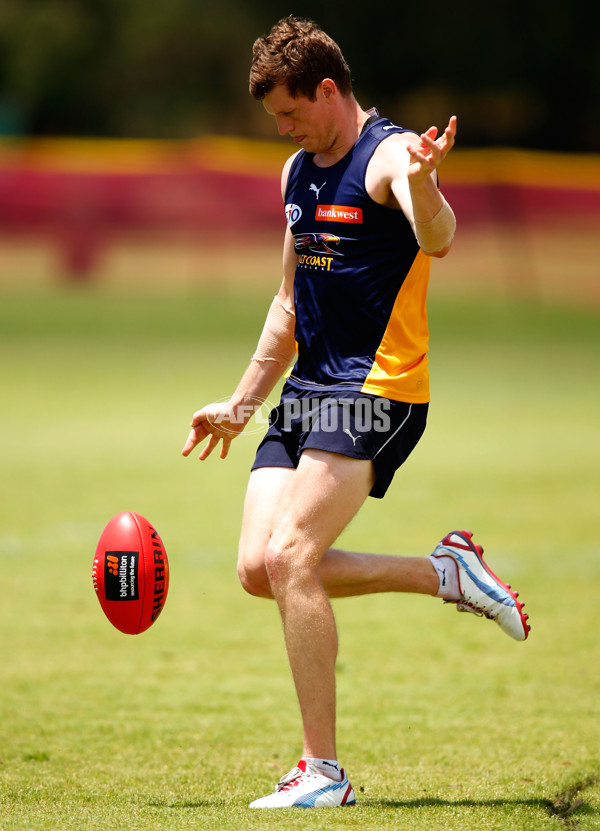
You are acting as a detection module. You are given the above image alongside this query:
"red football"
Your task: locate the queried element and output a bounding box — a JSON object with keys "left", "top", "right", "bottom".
{"left": 92, "top": 511, "right": 169, "bottom": 634}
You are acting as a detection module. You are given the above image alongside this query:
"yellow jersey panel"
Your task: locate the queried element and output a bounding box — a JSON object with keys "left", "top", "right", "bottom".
{"left": 361, "top": 249, "right": 431, "bottom": 403}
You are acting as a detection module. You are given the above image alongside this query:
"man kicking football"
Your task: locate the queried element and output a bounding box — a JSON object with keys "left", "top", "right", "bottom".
{"left": 182, "top": 15, "right": 529, "bottom": 810}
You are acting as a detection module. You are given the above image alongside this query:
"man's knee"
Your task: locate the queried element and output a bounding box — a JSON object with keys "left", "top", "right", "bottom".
{"left": 264, "top": 538, "right": 316, "bottom": 592}
{"left": 237, "top": 549, "right": 272, "bottom": 598}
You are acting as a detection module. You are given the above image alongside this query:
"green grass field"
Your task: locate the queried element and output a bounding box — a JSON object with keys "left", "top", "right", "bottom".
{"left": 1, "top": 284, "right": 599, "bottom": 830}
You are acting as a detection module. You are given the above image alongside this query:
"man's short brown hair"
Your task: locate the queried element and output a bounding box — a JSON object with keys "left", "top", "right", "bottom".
{"left": 249, "top": 16, "right": 353, "bottom": 102}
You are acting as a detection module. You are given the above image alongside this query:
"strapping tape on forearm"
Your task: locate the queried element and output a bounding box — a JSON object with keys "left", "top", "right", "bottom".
{"left": 252, "top": 295, "right": 297, "bottom": 367}
{"left": 414, "top": 197, "right": 456, "bottom": 254}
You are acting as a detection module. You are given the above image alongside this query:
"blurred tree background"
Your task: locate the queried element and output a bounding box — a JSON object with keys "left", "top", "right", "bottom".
{"left": 0, "top": 0, "right": 597, "bottom": 150}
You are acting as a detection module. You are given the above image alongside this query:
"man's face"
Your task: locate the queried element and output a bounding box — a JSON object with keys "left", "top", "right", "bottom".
{"left": 262, "top": 84, "right": 331, "bottom": 153}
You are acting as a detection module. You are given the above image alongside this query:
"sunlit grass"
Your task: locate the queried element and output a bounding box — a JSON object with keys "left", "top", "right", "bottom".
{"left": 0, "top": 286, "right": 598, "bottom": 830}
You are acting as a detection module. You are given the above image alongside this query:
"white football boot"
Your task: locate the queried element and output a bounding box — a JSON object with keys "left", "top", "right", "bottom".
{"left": 431, "top": 530, "right": 530, "bottom": 641}
{"left": 248, "top": 760, "right": 356, "bottom": 809}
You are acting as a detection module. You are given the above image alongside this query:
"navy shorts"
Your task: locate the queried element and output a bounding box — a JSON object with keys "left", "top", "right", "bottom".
{"left": 251, "top": 391, "right": 428, "bottom": 498}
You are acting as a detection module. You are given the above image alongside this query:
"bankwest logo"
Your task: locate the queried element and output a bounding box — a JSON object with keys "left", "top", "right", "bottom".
{"left": 315, "top": 205, "right": 363, "bottom": 223}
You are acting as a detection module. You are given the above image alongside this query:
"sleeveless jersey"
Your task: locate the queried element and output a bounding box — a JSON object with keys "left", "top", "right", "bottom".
{"left": 283, "top": 117, "right": 431, "bottom": 404}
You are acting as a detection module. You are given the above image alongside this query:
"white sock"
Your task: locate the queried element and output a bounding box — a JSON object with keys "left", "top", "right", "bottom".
{"left": 428, "top": 554, "right": 460, "bottom": 600}
{"left": 302, "top": 757, "right": 342, "bottom": 781}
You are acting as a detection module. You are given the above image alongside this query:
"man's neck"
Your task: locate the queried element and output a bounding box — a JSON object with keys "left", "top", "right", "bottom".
{"left": 313, "top": 99, "right": 369, "bottom": 168}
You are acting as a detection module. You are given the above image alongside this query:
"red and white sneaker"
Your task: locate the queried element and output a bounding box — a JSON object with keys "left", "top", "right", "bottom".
{"left": 248, "top": 760, "right": 356, "bottom": 809}
{"left": 432, "top": 530, "right": 530, "bottom": 641}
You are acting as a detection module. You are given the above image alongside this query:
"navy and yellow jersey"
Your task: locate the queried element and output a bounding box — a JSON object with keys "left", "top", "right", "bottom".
{"left": 283, "top": 117, "right": 431, "bottom": 404}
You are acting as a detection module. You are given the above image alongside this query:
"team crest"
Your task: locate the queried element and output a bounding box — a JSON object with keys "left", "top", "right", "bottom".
{"left": 294, "top": 232, "right": 342, "bottom": 256}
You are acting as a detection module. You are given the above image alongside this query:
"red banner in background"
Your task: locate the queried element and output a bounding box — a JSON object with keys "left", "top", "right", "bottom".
{"left": 1, "top": 136, "right": 599, "bottom": 279}
{"left": 0, "top": 143, "right": 285, "bottom": 233}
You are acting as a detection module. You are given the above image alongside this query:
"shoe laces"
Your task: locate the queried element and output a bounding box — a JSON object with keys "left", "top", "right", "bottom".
{"left": 275, "top": 763, "right": 314, "bottom": 792}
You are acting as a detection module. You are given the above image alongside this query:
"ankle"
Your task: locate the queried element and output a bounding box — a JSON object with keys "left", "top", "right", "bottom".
{"left": 428, "top": 554, "right": 460, "bottom": 600}
{"left": 302, "top": 757, "right": 342, "bottom": 781}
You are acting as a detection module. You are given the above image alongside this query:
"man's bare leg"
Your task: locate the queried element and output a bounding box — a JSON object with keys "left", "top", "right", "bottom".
{"left": 261, "top": 449, "right": 399, "bottom": 759}
{"left": 238, "top": 465, "right": 438, "bottom": 602}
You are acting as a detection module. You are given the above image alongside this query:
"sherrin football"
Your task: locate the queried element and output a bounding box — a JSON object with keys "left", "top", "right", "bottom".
{"left": 92, "top": 511, "right": 169, "bottom": 634}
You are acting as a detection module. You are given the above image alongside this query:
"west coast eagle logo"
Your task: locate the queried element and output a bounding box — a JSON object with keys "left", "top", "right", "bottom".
{"left": 294, "top": 232, "right": 342, "bottom": 256}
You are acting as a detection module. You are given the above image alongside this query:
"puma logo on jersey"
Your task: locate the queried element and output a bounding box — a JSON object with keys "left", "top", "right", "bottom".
{"left": 383, "top": 123, "right": 400, "bottom": 131}
{"left": 309, "top": 182, "right": 326, "bottom": 199}
{"left": 344, "top": 428, "right": 361, "bottom": 446}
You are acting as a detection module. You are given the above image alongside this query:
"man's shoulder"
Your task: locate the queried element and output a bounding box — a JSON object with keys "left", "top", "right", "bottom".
{"left": 281, "top": 150, "right": 304, "bottom": 196}
{"left": 363, "top": 116, "right": 416, "bottom": 138}
{"left": 363, "top": 120, "right": 417, "bottom": 172}
{"left": 283, "top": 149, "right": 303, "bottom": 175}
{"left": 367, "top": 119, "right": 417, "bottom": 147}
{"left": 364, "top": 126, "right": 416, "bottom": 206}
{"left": 367, "top": 128, "right": 413, "bottom": 173}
